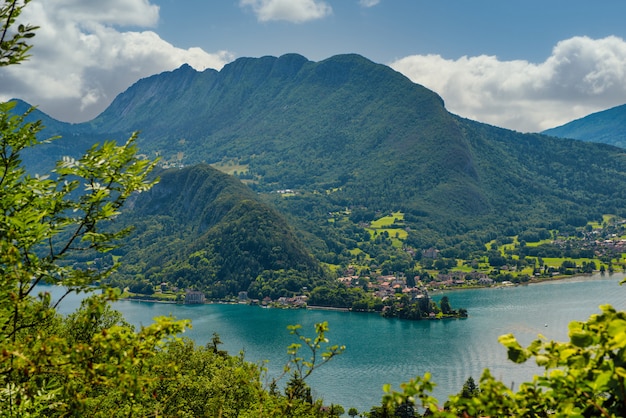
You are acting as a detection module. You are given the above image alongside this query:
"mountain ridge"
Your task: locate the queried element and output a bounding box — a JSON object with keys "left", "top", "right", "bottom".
{"left": 542, "top": 103, "right": 626, "bottom": 148}
{"left": 14, "top": 53, "right": 626, "bottom": 280}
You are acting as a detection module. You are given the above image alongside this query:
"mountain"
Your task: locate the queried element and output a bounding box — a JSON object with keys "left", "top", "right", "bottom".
{"left": 102, "top": 164, "right": 325, "bottom": 298}
{"left": 15, "top": 53, "right": 626, "bottom": 275}
{"left": 8, "top": 99, "right": 108, "bottom": 175}
{"left": 542, "top": 103, "right": 626, "bottom": 148}
{"left": 9, "top": 98, "right": 76, "bottom": 133}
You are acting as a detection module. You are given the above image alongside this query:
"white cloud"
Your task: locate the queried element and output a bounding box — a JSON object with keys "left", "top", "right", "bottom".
{"left": 359, "top": 0, "right": 380, "bottom": 7}
{"left": 0, "top": 0, "right": 233, "bottom": 122}
{"left": 390, "top": 36, "right": 626, "bottom": 132}
{"left": 240, "top": 0, "right": 332, "bottom": 23}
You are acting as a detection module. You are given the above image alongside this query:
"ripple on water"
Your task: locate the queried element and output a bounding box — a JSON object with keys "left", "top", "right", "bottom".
{"left": 43, "top": 273, "right": 626, "bottom": 413}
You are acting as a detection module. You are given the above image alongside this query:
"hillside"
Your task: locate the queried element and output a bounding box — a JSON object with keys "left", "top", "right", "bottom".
{"left": 15, "top": 53, "right": 626, "bottom": 279}
{"left": 542, "top": 103, "right": 626, "bottom": 149}
{"left": 9, "top": 99, "right": 98, "bottom": 174}
{"left": 92, "top": 164, "right": 326, "bottom": 297}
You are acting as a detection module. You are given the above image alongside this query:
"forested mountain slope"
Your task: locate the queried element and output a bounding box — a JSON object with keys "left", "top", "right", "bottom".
{"left": 105, "top": 164, "right": 326, "bottom": 297}
{"left": 542, "top": 103, "right": 626, "bottom": 149}
{"left": 18, "top": 53, "right": 626, "bottom": 265}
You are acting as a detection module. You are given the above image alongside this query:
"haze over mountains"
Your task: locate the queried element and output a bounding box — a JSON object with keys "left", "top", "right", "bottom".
{"left": 16, "top": 53, "right": 626, "bottom": 293}
{"left": 542, "top": 103, "right": 626, "bottom": 149}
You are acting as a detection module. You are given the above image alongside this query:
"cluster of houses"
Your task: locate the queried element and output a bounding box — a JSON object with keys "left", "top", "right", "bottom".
{"left": 428, "top": 271, "right": 494, "bottom": 288}
{"left": 339, "top": 269, "right": 493, "bottom": 299}
{"left": 180, "top": 264, "right": 496, "bottom": 308}
{"left": 590, "top": 238, "right": 626, "bottom": 258}
{"left": 237, "top": 291, "right": 309, "bottom": 308}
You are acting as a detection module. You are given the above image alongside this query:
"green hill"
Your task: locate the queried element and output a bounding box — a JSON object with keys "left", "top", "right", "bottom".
{"left": 106, "top": 164, "right": 325, "bottom": 298}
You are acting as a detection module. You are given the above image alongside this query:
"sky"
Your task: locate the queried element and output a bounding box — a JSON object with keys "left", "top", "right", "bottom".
{"left": 3, "top": 0, "right": 626, "bottom": 132}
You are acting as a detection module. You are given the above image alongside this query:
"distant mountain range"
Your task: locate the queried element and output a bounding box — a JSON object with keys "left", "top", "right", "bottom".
{"left": 542, "top": 103, "right": 626, "bottom": 149}
{"left": 14, "top": 53, "right": 626, "bottom": 294}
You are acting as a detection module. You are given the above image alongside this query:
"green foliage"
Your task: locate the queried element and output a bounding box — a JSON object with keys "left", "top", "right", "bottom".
{"left": 120, "top": 338, "right": 263, "bottom": 417}
{"left": 0, "top": 18, "right": 194, "bottom": 411}
{"left": 284, "top": 322, "right": 345, "bottom": 383}
{"left": 267, "top": 322, "right": 346, "bottom": 417}
{"left": 111, "top": 164, "right": 327, "bottom": 296}
{"left": 248, "top": 269, "right": 318, "bottom": 300}
{"left": 0, "top": 99, "right": 192, "bottom": 414}
{"left": 0, "top": 0, "right": 38, "bottom": 66}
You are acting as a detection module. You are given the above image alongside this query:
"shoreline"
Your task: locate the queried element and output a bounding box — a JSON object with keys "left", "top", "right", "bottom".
{"left": 118, "top": 271, "right": 622, "bottom": 307}
{"left": 433, "top": 271, "right": 613, "bottom": 295}
{"left": 307, "top": 305, "right": 350, "bottom": 312}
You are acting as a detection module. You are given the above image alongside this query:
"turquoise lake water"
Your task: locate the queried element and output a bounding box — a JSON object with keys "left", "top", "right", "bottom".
{"left": 50, "top": 273, "right": 626, "bottom": 413}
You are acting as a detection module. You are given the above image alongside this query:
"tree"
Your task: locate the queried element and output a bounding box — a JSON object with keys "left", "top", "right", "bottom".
{"left": 327, "top": 404, "right": 345, "bottom": 417}
{"left": 1, "top": 0, "right": 38, "bottom": 66}
{"left": 439, "top": 296, "right": 451, "bottom": 315}
{"left": 459, "top": 376, "right": 479, "bottom": 399}
{"left": 348, "top": 406, "right": 359, "bottom": 417}
{"left": 0, "top": 3, "right": 191, "bottom": 414}
{"left": 394, "top": 401, "right": 416, "bottom": 418}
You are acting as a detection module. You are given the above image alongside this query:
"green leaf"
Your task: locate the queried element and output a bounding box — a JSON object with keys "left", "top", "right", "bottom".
{"left": 570, "top": 330, "right": 594, "bottom": 348}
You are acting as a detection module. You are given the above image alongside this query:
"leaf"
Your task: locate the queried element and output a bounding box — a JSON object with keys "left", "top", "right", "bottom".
{"left": 570, "top": 330, "right": 594, "bottom": 348}
{"left": 591, "top": 370, "right": 613, "bottom": 391}
{"left": 607, "top": 318, "right": 626, "bottom": 348}
{"left": 499, "top": 333, "right": 528, "bottom": 363}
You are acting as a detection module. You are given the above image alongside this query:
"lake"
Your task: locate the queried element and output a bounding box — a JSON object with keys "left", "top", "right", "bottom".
{"left": 50, "top": 273, "right": 626, "bottom": 413}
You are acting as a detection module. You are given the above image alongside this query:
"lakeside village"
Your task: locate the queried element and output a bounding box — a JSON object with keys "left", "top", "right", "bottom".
{"left": 125, "top": 214, "right": 626, "bottom": 320}
{"left": 179, "top": 270, "right": 469, "bottom": 321}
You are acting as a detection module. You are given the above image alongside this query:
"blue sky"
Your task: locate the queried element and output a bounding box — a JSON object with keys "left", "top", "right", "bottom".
{"left": 3, "top": 0, "right": 626, "bottom": 132}
{"left": 156, "top": 0, "right": 626, "bottom": 64}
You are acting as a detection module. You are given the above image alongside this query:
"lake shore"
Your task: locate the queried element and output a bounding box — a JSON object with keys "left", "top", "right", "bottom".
{"left": 118, "top": 271, "right": 620, "bottom": 309}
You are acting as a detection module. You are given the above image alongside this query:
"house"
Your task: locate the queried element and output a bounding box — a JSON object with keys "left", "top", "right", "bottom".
{"left": 478, "top": 277, "right": 494, "bottom": 286}
{"left": 184, "top": 290, "right": 206, "bottom": 304}
{"left": 423, "top": 247, "right": 439, "bottom": 259}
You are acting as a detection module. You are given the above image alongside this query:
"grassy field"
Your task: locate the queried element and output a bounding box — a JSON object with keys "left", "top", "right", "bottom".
{"left": 369, "top": 212, "right": 403, "bottom": 228}
{"left": 366, "top": 212, "right": 408, "bottom": 248}
{"left": 210, "top": 159, "right": 250, "bottom": 176}
{"left": 588, "top": 214, "right": 617, "bottom": 229}
{"left": 121, "top": 291, "right": 180, "bottom": 301}
{"left": 336, "top": 212, "right": 626, "bottom": 282}
{"left": 524, "top": 239, "right": 553, "bottom": 248}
